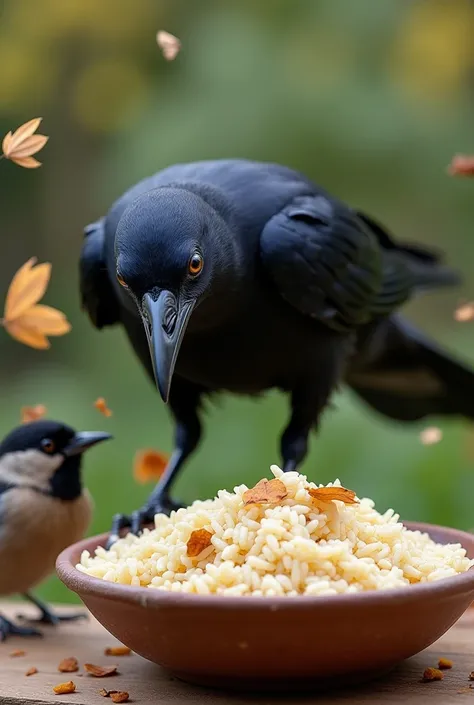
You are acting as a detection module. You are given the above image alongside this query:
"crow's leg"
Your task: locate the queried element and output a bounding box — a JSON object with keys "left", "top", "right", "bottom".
{"left": 105, "top": 380, "right": 204, "bottom": 546}
{"left": 281, "top": 358, "right": 343, "bottom": 473}
{"left": 280, "top": 389, "right": 316, "bottom": 473}
{"left": 0, "top": 614, "right": 42, "bottom": 641}
{"left": 16, "top": 593, "right": 87, "bottom": 625}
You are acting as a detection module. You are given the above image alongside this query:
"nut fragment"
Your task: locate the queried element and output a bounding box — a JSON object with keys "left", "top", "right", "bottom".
{"left": 469, "top": 671, "right": 474, "bottom": 680}
{"left": 437, "top": 657, "right": 453, "bottom": 669}
{"left": 104, "top": 646, "right": 131, "bottom": 656}
{"left": 422, "top": 667, "right": 443, "bottom": 682}
{"left": 53, "top": 681, "right": 76, "bottom": 694}
{"left": 58, "top": 657, "right": 79, "bottom": 673}
{"left": 25, "top": 667, "right": 38, "bottom": 676}
{"left": 84, "top": 663, "right": 118, "bottom": 677}
{"left": 110, "top": 693, "right": 129, "bottom": 703}
{"left": 9, "top": 649, "right": 26, "bottom": 657}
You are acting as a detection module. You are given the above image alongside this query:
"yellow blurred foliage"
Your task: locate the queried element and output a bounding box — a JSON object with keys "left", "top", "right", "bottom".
{"left": 390, "top": 0, "right": 474, "bottom": 106}
{"left": 72, "top": 59, "right": 148, "bottom": 133}
{"left": 0, "top": 0, "right": 161, "bottom": 120}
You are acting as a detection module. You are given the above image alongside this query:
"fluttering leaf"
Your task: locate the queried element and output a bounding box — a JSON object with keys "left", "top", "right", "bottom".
{"left": 307, "top": 486, "right": 358, "bottom": 505}
{"left": 186, "top": 528, "right": 213, "bottom": 557}
{"left": 448, "top": 154, "right": 474, "bottom": 177}
{"left": 156, "top": 30, "right": 181, "bottom": 60}
{"left": 21, "top": 404, "right": 47, "bottom": 424}
{"left": 454, "top": 302, "right": 474, "bottom": 322}
{"left": 2, "top": 118, "right": 48, "bottom": 168}
{"left": 2, "top": 258, "right": 71, "bottom": 349}
{"left": 420, "top": 427, "right": 443, "bottom": 446}
{"left": 4, "top": 258, "right": 51, "bottom": 321}
{"left": 242, "top": 478, "right": 288, "bottom": 506}
{"left": 133, "top": 449, "right": 168, "bottom": 484}
{"left": 94, "top": 397, "right": 113, "bottom": 417}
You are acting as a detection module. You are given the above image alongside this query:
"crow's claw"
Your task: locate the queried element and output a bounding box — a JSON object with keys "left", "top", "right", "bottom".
{"left": 130, "top": 497, "right": 185, "bottom": 536}
{"left": 0, "top": 615, "right": 43, "bottom": 641}
{"left": 16, "top": 610, "right": 87, "bottom": 626}
{"left": 106, "top": 512, "right": 132, "bottom": 550}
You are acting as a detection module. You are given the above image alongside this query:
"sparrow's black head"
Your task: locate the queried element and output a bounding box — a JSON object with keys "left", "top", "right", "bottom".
{"left": 0, "top": 420, "right": 112, "bottom": 501}
{"left": 115, "top": 186, "right": 241, "bottom": 403}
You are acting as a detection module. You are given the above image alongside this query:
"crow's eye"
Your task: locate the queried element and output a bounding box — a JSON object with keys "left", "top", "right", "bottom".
{"left": 117, "top": 272, "right": 129, "bottom": 289}
{"left": 41, "top": 438, "right": 55, "bottom": 454}
{"left": 188, "top": 253, "right": 203, "bottom": 277}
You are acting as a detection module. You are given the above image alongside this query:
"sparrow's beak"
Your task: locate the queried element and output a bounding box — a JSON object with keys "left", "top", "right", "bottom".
{"left": 142, "top": 290, "right": 196, "bottom": 403}
{"left": 63, "top": 431, "right": 112, "bottom": 457}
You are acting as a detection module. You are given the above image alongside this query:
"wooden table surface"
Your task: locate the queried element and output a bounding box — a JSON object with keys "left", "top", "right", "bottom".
{"left": 1, "top": 601, "right": 474, "bottom": 704}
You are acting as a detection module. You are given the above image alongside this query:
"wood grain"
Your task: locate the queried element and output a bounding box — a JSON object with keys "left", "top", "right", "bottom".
{"left": 1, "top": 601, "right": 474, "bottom": 703}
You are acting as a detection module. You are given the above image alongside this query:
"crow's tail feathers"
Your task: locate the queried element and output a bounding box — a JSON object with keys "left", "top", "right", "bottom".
{"left": 346, "top": 315, "right": 474, "bottom": 422}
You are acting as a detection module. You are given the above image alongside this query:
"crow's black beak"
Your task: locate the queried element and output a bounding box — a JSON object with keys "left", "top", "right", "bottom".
{"left": 63, "top": 431, "right": 112, "bottom": 457}
{"left": 143, "top": 290, "right": 195, "bottom": 403}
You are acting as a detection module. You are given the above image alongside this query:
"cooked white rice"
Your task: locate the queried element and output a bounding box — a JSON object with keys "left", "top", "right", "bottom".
{"left": 77, "top": 465, "right": 473, "bottom": 596}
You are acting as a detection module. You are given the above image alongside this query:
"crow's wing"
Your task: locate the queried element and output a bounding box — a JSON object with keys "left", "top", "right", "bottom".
{"left": 260, "top": 195, "right": 459, "bottom": 332}
{"left": 79, "top": 218, "right": 121, "bottom": 329}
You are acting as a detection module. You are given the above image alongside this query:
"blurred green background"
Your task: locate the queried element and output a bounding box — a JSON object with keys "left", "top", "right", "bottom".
{"left": 1, "top": 0, "right": 474, "bottom": 604}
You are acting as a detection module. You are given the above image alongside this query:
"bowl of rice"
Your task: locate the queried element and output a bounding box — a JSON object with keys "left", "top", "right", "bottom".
{"left": 57, "top": 465, "right": 474, "bottom": 691}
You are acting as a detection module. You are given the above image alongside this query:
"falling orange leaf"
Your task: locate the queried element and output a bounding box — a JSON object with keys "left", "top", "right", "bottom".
{"left": 94, "top": 398, "right": 112, "bottom": 418}
{"left": 2, "top": 118, "right": 48, "bottom": 168}
{"left": 21, "top": 404, "right": 47, "bottom": 423}
{"left": 454, "top": 302, "right": 474, "bottom": 322}
{"left": 84, "top": 663, "right": 118, "bottom": 678}
{"left": 1, "top": 258, "right": 71, "bottom": 349}
{"left": 186, "top": 528, "right": 213, "bottom": 557}
{"left": 10, "top": 650, "right": 26, "bottom": 657}
{"left": 243, "top": 478, "right": 288, "bottom": 506}
{"left": 307, "top": 486, "right": 358, "bottom": 505}
{"left": 420, "top": 427, "right": 443, "bottom": 446}
{"left": 133, "top": 449, "right": 168, "bottom": 484}
{"left": 448, "top": 154, "right": 474, "bottom": 177}
{"left": 156, "top": 30, "right": 181, "bottom": 60}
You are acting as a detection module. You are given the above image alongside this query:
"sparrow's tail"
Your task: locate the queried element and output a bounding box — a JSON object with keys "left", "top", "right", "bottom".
{"left": 346, "top": 315, "right": 474, "bottom": 422}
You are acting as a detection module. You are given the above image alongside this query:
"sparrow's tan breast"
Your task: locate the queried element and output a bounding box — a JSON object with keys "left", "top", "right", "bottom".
{"left": 0, "top": 488, "right": 92, "bottom": 596}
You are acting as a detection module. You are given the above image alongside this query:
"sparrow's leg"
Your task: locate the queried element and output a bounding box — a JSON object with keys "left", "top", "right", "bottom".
{"left": 107, "top": 380, "right": 204, "bottom": 547}
{"left": 16, "top": 593, "right": 87, "bottom": 625}
{"left": 0, "top": 614, "right": 42, "bottom": 641}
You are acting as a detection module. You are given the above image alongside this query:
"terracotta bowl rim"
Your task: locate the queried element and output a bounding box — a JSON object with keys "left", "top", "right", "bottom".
{"left": 57, "top": 520, "right": 474, "bottom": 610}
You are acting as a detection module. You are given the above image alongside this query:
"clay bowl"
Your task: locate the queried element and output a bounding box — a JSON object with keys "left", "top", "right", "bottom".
{"left": 57, "top": 522, "right": 474, "bottom": 692}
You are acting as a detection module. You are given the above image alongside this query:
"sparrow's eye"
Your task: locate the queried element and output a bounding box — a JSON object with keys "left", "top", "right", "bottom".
{"left": 117, "top": 272, "right": 128, "bottom": 288}
{"left": 188, "top": 253, "right": 203, "bottom": 277}
{"left": 41, "top": 438, "right": 55, "bottom": 454}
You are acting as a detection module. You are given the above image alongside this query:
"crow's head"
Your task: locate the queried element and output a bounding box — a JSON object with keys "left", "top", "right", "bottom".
{"left": 115, "top": 186, "right": 241, "bottom": 402}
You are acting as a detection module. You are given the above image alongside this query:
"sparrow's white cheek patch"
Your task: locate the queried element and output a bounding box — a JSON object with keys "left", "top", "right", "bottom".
{"left": 0, "top": 450, "right": 63, "bottom": 492}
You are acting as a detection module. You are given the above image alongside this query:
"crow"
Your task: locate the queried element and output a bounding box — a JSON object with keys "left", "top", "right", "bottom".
{"left": 80, "top": 159, "right": 474, "bottom": 541}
